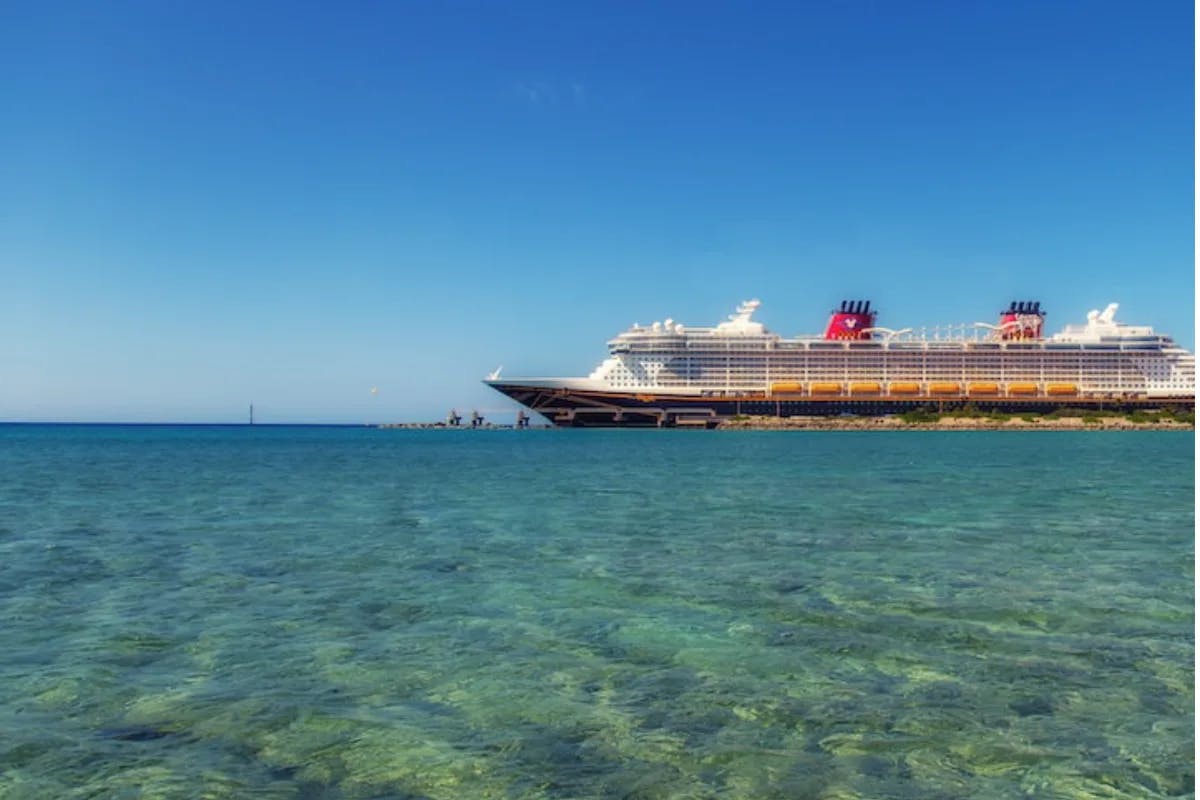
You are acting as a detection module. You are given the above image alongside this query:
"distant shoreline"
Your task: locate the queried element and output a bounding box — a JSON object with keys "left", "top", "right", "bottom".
{"left": 379, "top": 413, "right": 1193, "bottom": 431}
{"left": 3, "top": 417, "right": 1190, "bottom": 432}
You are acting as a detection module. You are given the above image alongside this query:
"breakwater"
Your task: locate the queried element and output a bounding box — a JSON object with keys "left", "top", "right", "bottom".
{"left": 717, "top": 413, "right": 1194, "bottom": 431}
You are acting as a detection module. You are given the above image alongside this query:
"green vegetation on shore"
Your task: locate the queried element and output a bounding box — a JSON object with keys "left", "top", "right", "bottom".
{"left": 896, "top": 405, "right": 1193, "bottom": 425}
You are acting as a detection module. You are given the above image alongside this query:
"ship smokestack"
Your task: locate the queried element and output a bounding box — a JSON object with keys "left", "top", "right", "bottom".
{"left": 998, "top": 298, "right": 1045, "bottom": 341}
{"left": 824, "top": 298, "right": 875, "bottom": 341}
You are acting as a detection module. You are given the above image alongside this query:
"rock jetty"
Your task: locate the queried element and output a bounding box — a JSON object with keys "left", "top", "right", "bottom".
{"left": 716, "top": 414, "right": 1193, "bottom": 431}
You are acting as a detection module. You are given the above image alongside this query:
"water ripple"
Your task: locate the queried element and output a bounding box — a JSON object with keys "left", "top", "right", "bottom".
{"left": 0, "top": 426, "right": 1192, "bottom": 798}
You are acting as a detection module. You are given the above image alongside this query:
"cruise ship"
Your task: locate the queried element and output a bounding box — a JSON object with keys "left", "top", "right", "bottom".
{"left": 485, "top": 299, "right": 1195, "bottom": 427}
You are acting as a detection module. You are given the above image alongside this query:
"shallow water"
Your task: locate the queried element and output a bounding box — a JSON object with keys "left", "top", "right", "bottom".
{"left": 0, "top": 426, "right": 1192, "bottom": 799}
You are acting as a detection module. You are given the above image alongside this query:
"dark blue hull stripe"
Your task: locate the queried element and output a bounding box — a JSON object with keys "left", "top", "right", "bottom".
{"left": 486, "top": 384, "right": 1194, "bottom": 427}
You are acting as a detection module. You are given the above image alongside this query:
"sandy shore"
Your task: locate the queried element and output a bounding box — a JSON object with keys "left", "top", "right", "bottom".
{"left": 717, "top": 415, "right": 1194, "bottom": 431}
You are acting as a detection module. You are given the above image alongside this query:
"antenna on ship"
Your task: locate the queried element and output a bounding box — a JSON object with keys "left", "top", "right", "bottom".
{"left": 249, "top": 403, "right": 254, "bottom": 426}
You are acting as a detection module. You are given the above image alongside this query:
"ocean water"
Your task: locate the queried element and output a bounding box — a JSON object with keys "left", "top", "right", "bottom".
{"left": 0, "top": 425, "right": 1192, "bottom": 800}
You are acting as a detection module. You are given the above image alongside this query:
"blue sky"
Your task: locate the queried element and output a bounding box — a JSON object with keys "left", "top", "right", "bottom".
{"left": 1, "top": 1, "right": 1193, "bottom": 423}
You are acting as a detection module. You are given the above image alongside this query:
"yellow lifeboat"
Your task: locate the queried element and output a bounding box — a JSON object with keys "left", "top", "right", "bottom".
{"left": 809, "top": 382, "right": 842, "bottom": 395}
{"left": 1046, "top": 383, "right": 1078, "bottom": 396}
{"left": 887, "top": 382, "right": 920, "bottom": 395}
{"left": 849, "top": 382, "right": 882, "bottom": 395}
{"left": 928, "top": 382, "right": 960, "bottom": 395}
{"left": 967, "top": 382, "right": 1000, "bottom": 395}
{"left": 769, "top": 381, "right": 803, "bottom": 394}
{"left": 1007, "top": 382, "right": 1038, "bottom": 396}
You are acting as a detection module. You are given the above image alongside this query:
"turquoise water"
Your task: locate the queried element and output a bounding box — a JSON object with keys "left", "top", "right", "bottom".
{"left": 0, "top": 425, "right": 1192, "bottom": 799}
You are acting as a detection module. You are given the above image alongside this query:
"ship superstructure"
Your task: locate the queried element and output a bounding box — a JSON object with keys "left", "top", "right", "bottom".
{"left": 485, "top": 299, "right": 1195, "bottom": 426}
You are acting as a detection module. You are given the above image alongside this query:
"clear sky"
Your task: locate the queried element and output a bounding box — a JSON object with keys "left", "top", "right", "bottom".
{"left": 2, "top": 1, "right": 1193, "bottom": 423}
